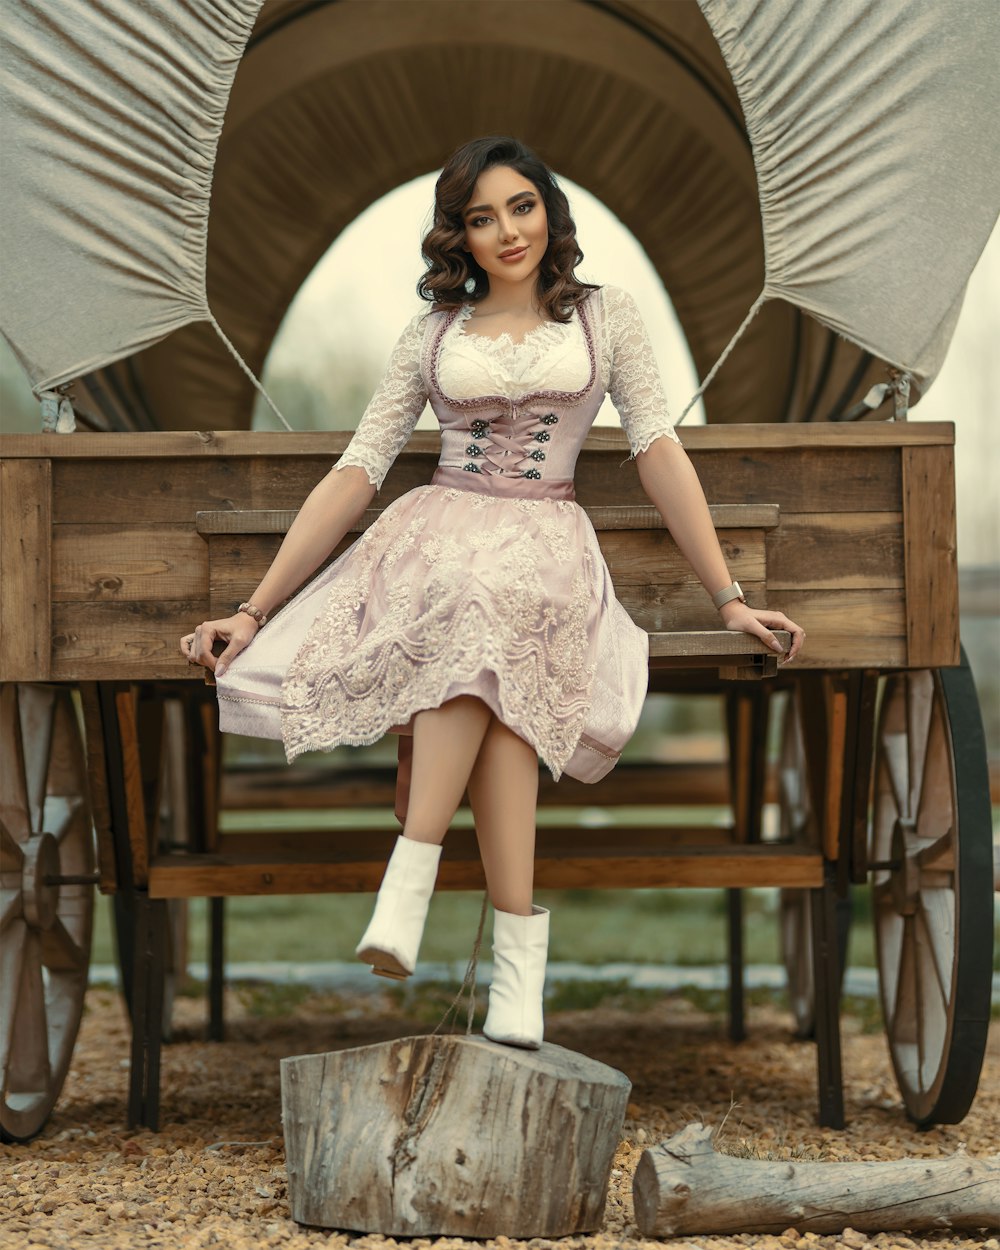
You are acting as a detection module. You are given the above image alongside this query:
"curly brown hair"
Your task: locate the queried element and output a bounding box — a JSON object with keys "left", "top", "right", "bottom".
{"left": 417, "top": 136, "right": 599, "bottom": 323}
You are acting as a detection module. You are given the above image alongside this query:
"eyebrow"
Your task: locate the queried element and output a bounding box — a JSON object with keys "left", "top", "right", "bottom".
{"left": 463, "top": 190, "right": 537, "bottom": 217}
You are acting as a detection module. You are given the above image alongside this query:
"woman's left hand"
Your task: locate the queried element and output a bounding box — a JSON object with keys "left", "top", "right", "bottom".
{"left": 718, "top": 601, "right": 805, "bottom": 664}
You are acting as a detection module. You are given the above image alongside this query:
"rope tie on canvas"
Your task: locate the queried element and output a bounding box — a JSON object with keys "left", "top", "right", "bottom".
{"left": 208, "top": 311, "right": 294, "bottom": 431}
{"left": 433, "top": 893, "right": 490, "bottom": 1037}
{"left": 674, "top": 289, "right": 767, "bottom": 425}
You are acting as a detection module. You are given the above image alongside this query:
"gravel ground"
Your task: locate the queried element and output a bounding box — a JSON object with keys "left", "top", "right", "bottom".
{"left": 1, "top": 985, "right": 997, "bottom": 1250}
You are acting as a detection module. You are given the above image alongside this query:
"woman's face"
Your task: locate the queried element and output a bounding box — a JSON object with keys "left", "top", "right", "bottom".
{"left": 461, "top": 164, "right": 548, "bottom": 293}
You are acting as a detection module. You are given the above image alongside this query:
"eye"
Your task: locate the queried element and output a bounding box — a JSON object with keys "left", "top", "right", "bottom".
{"left": 514, "top": 201, "right": 534, "bottom": 214}
{"left": 470, "top": 215, "right": 491, "bottom": 228}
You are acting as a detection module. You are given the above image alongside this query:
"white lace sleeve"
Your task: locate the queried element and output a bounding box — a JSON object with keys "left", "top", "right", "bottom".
{"left": 334, "top": 310, "right": 429, "bottom": 489}
{"left": 604, "top": 285, "right": 681, "bottom": 455}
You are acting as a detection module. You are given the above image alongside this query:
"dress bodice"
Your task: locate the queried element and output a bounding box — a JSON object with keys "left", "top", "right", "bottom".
{"left": 334, "top": 284, "right": 680, "bottom": 491}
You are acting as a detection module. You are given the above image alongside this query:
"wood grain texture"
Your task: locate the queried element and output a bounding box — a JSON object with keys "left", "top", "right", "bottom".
{"left": 759, "top": 589, "right": 906, "bottom": 669}
{"left": 51, "top": 525, "right": 207, "bottom": 602}
{"left": 634, "top": 1122, "right": 1000, "bottom": 1236}
{"left": 281, "top": 1036, "right": 630, "bottom": 1236}
{"left": 767, "top": 512, "right": 903, "bottom": 589}
{"left": 148, "top": 846, "right": 824, "bottom": 897}
{"left": 49, "top": 602, "right": 206, "bottom": 681}
{"left": 219, "top": 760, "right": 738, "bottom": 811}
{"left": 902, "top": 445, "right": 960, "bottom": 667}
{"left": 196, "top": 502, "right": 782, "bottom": 535}
{"left": 0, "top": 423, "right": 956, "bottom": 459}
{"left": 0, "top": 460, "right": 52, "bottom": 680}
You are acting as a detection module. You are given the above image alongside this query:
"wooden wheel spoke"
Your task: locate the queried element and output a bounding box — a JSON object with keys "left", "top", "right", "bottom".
{"left": 40, "top": 918, "right": 88, "bottom": 973}
{"left": 0, "top": 686, "right": 30, "bottom": 841}
{"left": 905, "top": 672, "right": 933, "bottom": 819}
{"left": 6, "top": 930, "right": 53, "bottom": 1096}
{"left": 890, "top": 916, "right": 919, "bottom": 1046}
{"left": 0, "top": 888, "right": 22, "bottom": 935}
{"left": 0, "top": 917, "right": 29, "bottom": 1075}
{"left": 915, "top": 890, "right": 954, "bottom": 1009}
{"left": 915, "top": 700, "right": 954, "bottom": 843}
{"left": 877, "top": 739, "right": 907, "bottom": 820}
{"left": 0, "top": 821, "right": 24, "bottom": 872}
{"left": 18, "top": 686, "right": 56, "bottom": 836}
{"left": 915, "top": 831, "right": 955, "bottom": 876}
{"left": 872, "top": 877, "right": 894, "bottom": 909}
{"left": 42, "top": 796, "right": 84, "bottom": 846}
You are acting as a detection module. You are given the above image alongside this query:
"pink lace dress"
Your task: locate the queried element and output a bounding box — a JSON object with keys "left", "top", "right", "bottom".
{"left": 215, "top": 284, "right": 680, "bottom": 783}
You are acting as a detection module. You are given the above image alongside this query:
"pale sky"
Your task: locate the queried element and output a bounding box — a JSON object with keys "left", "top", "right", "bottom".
{"left": 263, "top": 171, "right": 999, "bottom": 565}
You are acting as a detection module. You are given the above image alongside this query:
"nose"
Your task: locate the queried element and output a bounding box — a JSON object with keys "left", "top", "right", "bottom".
{"left": 498, "top": 214, "right": 519, "bottom": 243}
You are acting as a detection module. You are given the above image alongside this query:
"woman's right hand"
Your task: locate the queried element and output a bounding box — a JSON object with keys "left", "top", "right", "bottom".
{"left": 180, "top": 613, "right": 259, "bottom": 678}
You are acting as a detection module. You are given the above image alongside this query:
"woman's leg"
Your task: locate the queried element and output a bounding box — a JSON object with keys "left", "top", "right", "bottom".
{"left": 468, "top": 716, "right": 548, "bottom": 1048}
{"left": 467, "top": 715, "right": 539, "bottom": 914}
{"left": 403, "top": 694, "right": 494, "bottom": 843}
{"left": 356, "top": 695, "right": 493, "bottom": 978}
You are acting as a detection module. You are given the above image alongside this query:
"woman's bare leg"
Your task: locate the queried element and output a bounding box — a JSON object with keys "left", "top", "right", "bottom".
{"left": 467, "top": 716, "right": 539, "bottom": 915}
{"left": 402, "top": 695, "right": 493, "bottom": 844}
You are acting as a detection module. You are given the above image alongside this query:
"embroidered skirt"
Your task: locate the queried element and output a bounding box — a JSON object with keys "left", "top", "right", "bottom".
{"left": 215, "top": 479, "right": 648, "bottom": 782}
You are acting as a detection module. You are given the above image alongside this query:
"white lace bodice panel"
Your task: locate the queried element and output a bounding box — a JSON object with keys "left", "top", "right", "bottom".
{"left": 334, "top": 285, "right": 679, "bottom": 488}
{"left": 438, "top": 304, "right": 590, "bottom": 399}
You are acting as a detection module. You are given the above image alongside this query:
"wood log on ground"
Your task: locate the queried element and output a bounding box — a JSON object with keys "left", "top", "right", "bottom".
{"left": 281, "top": 1034, "right": 631, "bottom": 1236}
{"left": 633, "top": 1123, "right": 1000, "bottom": 1237}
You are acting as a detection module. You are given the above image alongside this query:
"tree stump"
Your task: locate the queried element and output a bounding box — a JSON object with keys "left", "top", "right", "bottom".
{"left": 281, "top": 1034, "right": 631, "bottom": 1236}
{"left": 633, "top": 1123, "right": 1000, "bottom": 1237}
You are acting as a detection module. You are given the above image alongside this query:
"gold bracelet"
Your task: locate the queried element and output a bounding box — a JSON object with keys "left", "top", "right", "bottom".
{"left": 237, "top": 601, "right": 267, "bottom": 627}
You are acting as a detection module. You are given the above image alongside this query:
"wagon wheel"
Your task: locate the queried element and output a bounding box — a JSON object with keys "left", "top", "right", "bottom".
{"left": 871, "top": 650, "right": 993, "bottom": 1125}
{"left": 1, "top": 684, "right": 94, "bottom": 1142}
{"left": 776, "top": 689, "right": 850, "bottom": 1040}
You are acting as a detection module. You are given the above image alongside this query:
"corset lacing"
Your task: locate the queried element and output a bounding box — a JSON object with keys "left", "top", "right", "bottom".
{"left": 463, "top": 409, "right": 560, "bottom": 480}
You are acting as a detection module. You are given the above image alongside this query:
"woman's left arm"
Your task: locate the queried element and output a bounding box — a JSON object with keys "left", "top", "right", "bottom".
{"left": 636, "top": 436, "right": 805, "bottom": 662}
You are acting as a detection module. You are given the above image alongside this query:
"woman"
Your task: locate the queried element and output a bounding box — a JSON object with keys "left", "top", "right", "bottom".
{"left": 181, "top": 135, "right": 803, "bottom": 1050}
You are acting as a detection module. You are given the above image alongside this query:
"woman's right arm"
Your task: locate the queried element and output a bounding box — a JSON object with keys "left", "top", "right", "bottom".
{"left": 182, "top": 466, "right": 375, "bottom": 675}
{"left": 181, "top": 308, "right": 429, "bottom": 674}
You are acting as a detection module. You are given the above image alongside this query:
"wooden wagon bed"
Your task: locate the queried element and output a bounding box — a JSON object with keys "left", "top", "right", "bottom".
{"left": 5, "top": 420, "right": 990, "bottom": 1141}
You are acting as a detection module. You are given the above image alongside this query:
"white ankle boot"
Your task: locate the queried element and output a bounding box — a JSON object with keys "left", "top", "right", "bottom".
{"left": 483, "top": 905, "right": 549, "bottom": 1049}
{"left": 355, "top": 835, "right": 442, "bottom": 979}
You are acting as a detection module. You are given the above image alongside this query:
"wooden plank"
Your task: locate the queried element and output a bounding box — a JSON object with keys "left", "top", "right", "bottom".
{"left": 647, "top": 630, "right": 788, "bottom": 658}
{"left": 51, "top": 524, "right": 207, "bottom": 602}
{"left": 0, "top": 423, "right": 956, "bottom": 459}
{"left": 217, "top": 825, "right": 739, "bottom": 856}
{"left": 196, "top": 502, "right": 782, "bottom": 536}
{"left": 114, "top": 688, "right": 149, "bottom": 887}
{"left": 49, "top": 601, "right": 208, "bottom": 681}
{"left": 220, "top": 761, "right": 738, "bottom": 810}
{"left": 756, "top": 589, "right": 906, "bottom": 669}
{"left": 823, "top": 680, "right": 849, "bottom": 863}
{"left": 767, "top": 512, "right": 904, "bottom": 590}
{"left": 51, "top": 457, "right": 253, "bottom": 524}
{"left": 0, "top": 459, "right": 52, "bottom": 680}
{"left": 618, "top": 583, "right": 767, "bottom": 633}
{"left": 148, "top": 846, "right": 825, "bottom": 898}
{"left": 576, "top": 447, "right": 902, "bottom": 513}
{"left": 901, "top": 446, "right": 960, "bottom": 667}
{"left": 77, "top": 683, "right": 118, "bottom": 893}
{"left": 599, "top": 531, "right": 764, "bottom": 586}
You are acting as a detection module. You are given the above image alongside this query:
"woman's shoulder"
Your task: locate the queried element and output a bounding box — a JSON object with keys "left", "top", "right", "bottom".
{"left": 594, "top": 283, "right": 639, "bottom": 313}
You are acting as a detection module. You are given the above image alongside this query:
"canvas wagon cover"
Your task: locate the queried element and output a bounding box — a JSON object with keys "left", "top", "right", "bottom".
{"left": 1, "top": 0, "right": 998, "bottom": 423}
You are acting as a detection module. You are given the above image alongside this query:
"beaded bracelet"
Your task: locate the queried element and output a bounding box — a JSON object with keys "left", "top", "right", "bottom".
{"left": 237, "top": 601, "right": 267, "bottom": 627}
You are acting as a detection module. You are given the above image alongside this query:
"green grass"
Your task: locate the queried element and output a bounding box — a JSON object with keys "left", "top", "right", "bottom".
{"left": 91, "top": 886, "right": 886, "bottom": 970}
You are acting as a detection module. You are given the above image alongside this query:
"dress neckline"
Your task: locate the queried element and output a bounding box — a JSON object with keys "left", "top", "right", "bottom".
{"left": 456, "top": 302, "right": 573, "bottom": 349}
